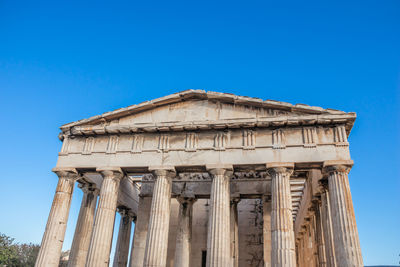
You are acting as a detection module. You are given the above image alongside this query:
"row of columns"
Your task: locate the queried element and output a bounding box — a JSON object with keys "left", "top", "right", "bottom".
{"left": 35, "top": 167, "right": 133, "bottom": 267}
{"left": 296, "top": 163, "right": 363, "bottom": 267}
{"left": 121, "top": 164, "right": 297, "bottom": 267}
{"left": 36, "top": 162, "right": 362, "bottom": 267}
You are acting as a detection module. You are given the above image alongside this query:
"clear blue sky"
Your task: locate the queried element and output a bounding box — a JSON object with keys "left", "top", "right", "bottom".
{"left": 0, "top": 0, "right": 399, "bottom": 265}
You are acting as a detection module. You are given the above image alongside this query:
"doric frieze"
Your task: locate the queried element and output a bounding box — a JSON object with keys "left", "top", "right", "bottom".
{"left": 58, "top": 126, "right": 349, "bottom": 156}
{"left": 302, "top": 127, "right": 317, "bottom": 148}
{"left": 333, "top": 125, "right": 349, "bottom": 146}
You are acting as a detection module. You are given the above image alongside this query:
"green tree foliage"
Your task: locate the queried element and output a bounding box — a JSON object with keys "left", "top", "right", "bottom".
{"left": 0, "top": 233, "right": 19, "bottom": 266}
{"left": 0, "top": 233, "right": 39, "bottom": 267}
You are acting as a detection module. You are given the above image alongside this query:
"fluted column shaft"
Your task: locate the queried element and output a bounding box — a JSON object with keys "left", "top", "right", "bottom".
{"left": 35, "top": 168, "right": 78, "bottom": 267}
{"left": 324, "top": 164, "right": 363, "bottom": 267}
{"left": 143, "top": 168, "right": 175, "bottom": 267}
{"left": 174, "top": 197, "right": 196, "bottom": 267}
{"left": 129, "top": 197, "right": 151, "bottom": 267}
{"left": 86, "top": 168, "right": 124, "bottom": 267}
{"left": 268, "top": 164, "right": 296, "bottom": 267}
{"left": 319, "top": 182, "right": 336, "bottom": 267}
{"left": 206, "top": 166, "right": 233, "bottom": 267}
{"left": 113, "top": 209, "right": 133, "bottom": 267}
{"left": 296, "top": 235, "right": 304, "bottom": 267}
{"left": 297, "top": 238, "right": 304, "bottom": 267}
{"left": 296, "top": 241, "right": 302, "bottom": 267}
{"left": 230, "top": 198, "right": 240, "bottom": 267}
{"left": 310, "top": 216, "right": 319, "bottom": 266}
{"left": 263, "top": 196, "right": 272, "bottom": 267}
{"left": 68, "top": 183, "right": 98, "bottom": 267}
{"left": 313, "top": 201, "right": 327, "bottom": 267}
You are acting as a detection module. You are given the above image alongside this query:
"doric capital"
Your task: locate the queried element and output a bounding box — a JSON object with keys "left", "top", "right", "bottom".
{"left": 311, "top": 198, "right": 322, "bottom": 217}
{"left": 52, "top": 167, "right": 79, "bottom": 180}
{"left": 148, "top": 166, "right": 176, "bottom": 179}
{"left": 96, "top": 167, "right": 124, "bottom": 180}
{"left": 323, "top": 160, "right": 353, "bottom": 175}
{"left": 318, "top": 179, "right": 329, "bottom": 192}
{"left": 311, "top": 196, "right": 321, "bottom": 207}
{"left": 230, "top": 197, "right": 241, "bottom": 206}
{"left": 206, "top": 164, "right": 233, "bottom": 177}
{"left": 299, "top": 225, "right": 307, "bottom": 235}
{"left": 117, "top": 206, "right": 130, "bottom": 216}
{"left": 142, "top": 174, "right": 155, "bottom": 181}
{"left": 117, "top": 206, "right": 136, "bottom": 221}
{"left": 176, "top": 196, "right": 197, "bottom": 205}
{"left": 78, "top": 182, "right": 98, "bottom": 194}
{"left": 266, "top": 162, "right": 294, "bottom": 177}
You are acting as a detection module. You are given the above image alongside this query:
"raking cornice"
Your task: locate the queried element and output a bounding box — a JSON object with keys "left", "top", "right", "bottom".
{"left": 59, "top": 90, "right": 356, "bottom": 137}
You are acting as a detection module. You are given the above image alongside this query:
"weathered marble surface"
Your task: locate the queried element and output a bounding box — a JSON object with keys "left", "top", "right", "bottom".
{"left": 68, "top": 184, "right": 98, "bottom": 267}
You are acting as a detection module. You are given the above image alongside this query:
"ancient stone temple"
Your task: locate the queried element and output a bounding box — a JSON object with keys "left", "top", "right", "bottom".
{"left": 35, "top": 90, "right": 363, "bottom": 267}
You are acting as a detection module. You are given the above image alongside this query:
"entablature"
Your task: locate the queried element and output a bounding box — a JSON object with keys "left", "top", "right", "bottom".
{"left": 59, "top": 125, "right": 350, "bottom": 159}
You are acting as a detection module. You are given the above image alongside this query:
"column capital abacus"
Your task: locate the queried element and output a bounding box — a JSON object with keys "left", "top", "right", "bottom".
{"left": 307, "top": 204, "right": 317, "bottom": 215}
{"left": 78, "top": 182, "right": 98, "bottom": 194}
{"left": 127, "top": 212, "right": 136, "bottom": 220}
{"left": 116, "top": 206, "right": 130, "bottom": 216}
{"left": 206, "top": 164, "right": 233, "bottom": 177}
{"left": 52, "top": 167, "right": 79, "bottom": 180}
{"left": 322, "top": 160, "right": 353, "bottom": 175}
{"left": 266, "top": 162, "right": 294, "bottom": 176}
{"left": 299, "top": 225, "right": 307, "bottom": 236}
{"left": 311, "top": 196, "right": 322, "bottom": 208}
{"left": 148, "top": 166, "right": 176, "bottom": 179}
{"left": 230, "top": 194, "right": 241, "bottom": 205}
{"left": 96, "top": 167, "right": 124, "bottom": 181}
{"left": 318, "top": 179, "right": 329, "bottom": 192}
{"left": 176, "top": 195, "right": 197, "bottom": 205}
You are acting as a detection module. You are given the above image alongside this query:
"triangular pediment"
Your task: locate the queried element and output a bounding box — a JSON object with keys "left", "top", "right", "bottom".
{"left": 61, "top": 90, "right": 355, "bottom": 135}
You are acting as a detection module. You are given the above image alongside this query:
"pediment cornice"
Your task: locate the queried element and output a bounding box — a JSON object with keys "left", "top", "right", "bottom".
{"left": 64, "top": 113, "right": 355, "bottom": 137}
{"left": 60, "top": 90, "right": 356, "bottom": 137}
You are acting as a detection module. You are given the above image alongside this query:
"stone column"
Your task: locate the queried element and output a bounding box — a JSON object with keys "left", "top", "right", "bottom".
{"left": 267, "top": 163, "right": 296, "bottom": 267}
{"left": 35, "top": 168, "right": 78, "bottom": 267}
{"left": 143, "top": 167, "right": 176, "bottom": 267}
{"left": 301, "top": 229, "right": 308, "bottom": 267}
{"left": 67, "top": 183, "right": 98, "bottom": 267}
{"left": 310, "top": 216, "right": 319, "bottom": 266}
{"left": 205, "top": 165, "right": 233, "bottom": 267}
{"left": 174, "top": 196, "right": 196, "bottom": 267}
{"left": 230, "top": 198, "right": 240, "bottom": 267}
{"left": 262, "top": 196, "right": 272, "bottom": 267}
{"left": 296, "top": 234, "right": 304, "bottom": 267}
{"left": 129, "top": 197, "right": 151, "bottom": 267}
{"left": 319, "top": 180, "right": 336, "bottom": 267}
{"left": 113, "top": 208, "right": 133, "bottom": 267}
{"left": 323, "top": 161, "right": 363, "bottom": 267}
{"left": 304, "top": 224, "right": 312, "bottom": 265}
{"left": 86, "top": 167, "right": 124, "bottom": 267}
{"left": 313, "top": 200, "right": 327, "bottom": 267}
